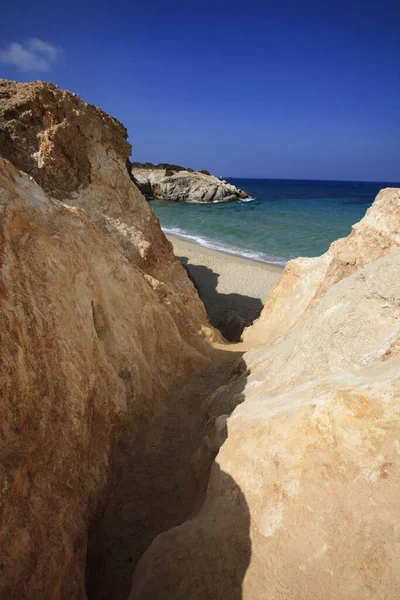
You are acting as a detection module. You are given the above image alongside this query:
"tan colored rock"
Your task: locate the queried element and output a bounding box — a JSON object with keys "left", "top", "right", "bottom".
{"left": 131, "top": 167, "right": 248, "bottom": 203}
{"left": 0, "top": 157, "right": 209, "bottom": 598}
{"left": 130, "top": 189, "right": 400, "bottom": 600}
{"left": 0, "top": 79, "right": 217, "bottom": 352}
{"left": 244, "top": 187, "right": 400, "bottom": 346}
{"left": 132, "top": 355, "right": 400, "bottom": 600}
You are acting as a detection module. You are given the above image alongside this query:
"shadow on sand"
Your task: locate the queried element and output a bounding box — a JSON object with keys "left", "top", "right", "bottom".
{"left": 179, "top": 256, "right": 263, "bottom": 341}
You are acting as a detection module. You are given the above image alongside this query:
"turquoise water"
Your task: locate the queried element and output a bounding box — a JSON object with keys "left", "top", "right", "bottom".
{"left": 151, "top": 178, "right": 399, "bottom": 266}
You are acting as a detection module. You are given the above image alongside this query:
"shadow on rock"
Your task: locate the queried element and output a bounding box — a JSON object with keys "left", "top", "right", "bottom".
{"left": 85, "top": 349, "right": 250, "bottom": 600}
{"left": 129, "top": 463, "right": 251, "bottom": 600}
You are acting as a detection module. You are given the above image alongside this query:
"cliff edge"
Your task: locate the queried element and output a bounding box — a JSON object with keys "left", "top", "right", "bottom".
{"left": 0, "top": 80, "right": 218, "bottom": 598}
{"left": 0, "top": 79, "right": 218, "bottom": 353}
{"left": 0, "top": 157, "right": 211, "bottom": 598}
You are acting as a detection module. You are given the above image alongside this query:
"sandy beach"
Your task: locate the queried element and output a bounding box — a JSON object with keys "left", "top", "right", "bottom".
{"left": 167, "top": 233, "right": 284, "bottom": 327}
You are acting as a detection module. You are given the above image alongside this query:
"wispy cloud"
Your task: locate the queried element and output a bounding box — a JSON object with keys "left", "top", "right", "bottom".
{"left": 0, "top": 39, "right": 63, "bottom": 72}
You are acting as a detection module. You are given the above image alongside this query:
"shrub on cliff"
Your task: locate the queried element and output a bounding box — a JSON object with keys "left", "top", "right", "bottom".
{"left": 131, "top": 161, "right": 157, "bottom": 169}
{"left": 130, "top": 161, "right": 198, "bottom": 174}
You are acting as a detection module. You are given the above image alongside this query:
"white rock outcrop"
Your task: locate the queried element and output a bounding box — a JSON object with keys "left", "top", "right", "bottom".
{"left": 132, "top": 167, "right": 248, "bottom": 203}
{"left": 244, "top": 187, "right": 400, "bottom": 347}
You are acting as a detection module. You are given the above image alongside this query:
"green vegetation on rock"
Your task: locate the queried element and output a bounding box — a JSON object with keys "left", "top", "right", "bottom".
{"left": 129, "top": 161, "right": 210, "bottom": 175}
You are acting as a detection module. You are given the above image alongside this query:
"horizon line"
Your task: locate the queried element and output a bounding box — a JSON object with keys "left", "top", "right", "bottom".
{"left": 223, "top": 175, "right": 400, "bottom": 185}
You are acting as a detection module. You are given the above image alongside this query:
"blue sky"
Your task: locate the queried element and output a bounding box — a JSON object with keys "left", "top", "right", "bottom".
{"left": 1, "top": 0, "right": 399, "bottom": 181}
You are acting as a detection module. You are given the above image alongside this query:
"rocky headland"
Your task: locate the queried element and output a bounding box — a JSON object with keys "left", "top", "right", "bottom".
{"left": 1, "top": 78, "right": 400, "bottom": 600}
{"left": 131, "top": 164, "right": 249, "bottom": 203}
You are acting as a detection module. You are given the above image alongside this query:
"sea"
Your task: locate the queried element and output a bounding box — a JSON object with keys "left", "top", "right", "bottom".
{"left": 151, "top": 178, "right": 400, "bottom": 266}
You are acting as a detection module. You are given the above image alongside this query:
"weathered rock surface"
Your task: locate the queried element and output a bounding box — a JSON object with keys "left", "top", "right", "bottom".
{"left": 244, "top": 187, "right": 400, "bottom": 346}
{"left": 130, "top": 189, "right": 400, "bottom": 600}
{"left": 0, "top": 157, "right": 210, "bottom": 598}
{"left": 3, "top": 76, "right": 400, "bottom": 600}
{"left": 0, "top": 79, "right": 217, "bottom": 353}
{"left": 131, "top": 167, "right": 248, "bottom": 203}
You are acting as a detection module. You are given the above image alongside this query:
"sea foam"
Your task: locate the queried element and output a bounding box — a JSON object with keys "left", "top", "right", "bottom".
{"left": 163, "top": 227, "right": 287, "bottom": 266}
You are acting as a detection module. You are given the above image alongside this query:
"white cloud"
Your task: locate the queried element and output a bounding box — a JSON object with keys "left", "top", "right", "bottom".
{"left": 0, "top": 38, "right": 63, "bottom": 72}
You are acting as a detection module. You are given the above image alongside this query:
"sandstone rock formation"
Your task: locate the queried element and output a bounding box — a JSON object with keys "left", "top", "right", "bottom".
{"left": 130, "top": 188, "right": 400, "bottom": 600}
{"left": 0, "top": 157, "right": 210, "bottom": 598}
{"left": 131, "top": 167, "right": 248, "bottom": 203}
{"left": 0, "top": 79, "right": 217, "bottom": 353}
{"left": 243, "top": 187, "right": 400, "bottom": 346}
{"left": 3, "top": 76, "right": 400, "bottom": 600}
{"left": 0, "top": 79, "right": 221, "bottom": 598}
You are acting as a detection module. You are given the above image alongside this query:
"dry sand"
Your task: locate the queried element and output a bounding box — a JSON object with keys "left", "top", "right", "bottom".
{"left": 167, "top": 234, "right": 284, "bottom": 324}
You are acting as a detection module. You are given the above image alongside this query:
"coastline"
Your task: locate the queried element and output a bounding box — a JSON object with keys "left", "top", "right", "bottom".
{"left": 162, "top": 226, "right": 288, "bottom": 267}
{"left": 166, "top": 232, "right": 284, "bottom": 326}
{"left": 167, "top": 232, "right": 285, "bottom": 272}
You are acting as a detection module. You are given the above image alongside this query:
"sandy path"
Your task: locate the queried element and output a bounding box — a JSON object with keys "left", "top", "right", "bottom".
{"left": 85, "top": 238, "right": 282, "bottom": 598}
{"left": 85, "top": 343, "right": 247, "bottom": 600}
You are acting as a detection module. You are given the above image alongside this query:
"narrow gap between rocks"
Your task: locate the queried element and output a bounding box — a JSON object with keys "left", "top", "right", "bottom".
{"left": 85, "top": 341, "right": 249, "bottom": 600}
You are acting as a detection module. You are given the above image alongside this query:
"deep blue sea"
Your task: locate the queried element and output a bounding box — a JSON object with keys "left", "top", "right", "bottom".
{"left": 151, "top": 178, "right": 400, "bottom": 266}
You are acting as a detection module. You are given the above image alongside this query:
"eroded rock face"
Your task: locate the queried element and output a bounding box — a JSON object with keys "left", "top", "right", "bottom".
{"left": 130, "top": 189, "right": 400, "bottom": 600}
{"left": 131, "top": 167, "right": 248, "bottom": 203}
{"left": 243, "top": 187, "right": 400, "bottom": 346}
{"left": 133, "top": 355, "right": 400, "bottom": 600}
{"left": 0, "top": 79, "right": 217, "bottom": 353}
{"left": 0, "top": 157, "right": 210, "bottom": 598}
